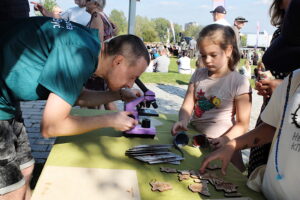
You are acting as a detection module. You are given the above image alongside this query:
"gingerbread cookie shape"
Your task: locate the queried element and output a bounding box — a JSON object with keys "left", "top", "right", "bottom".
{"left": 214, "top": 182, "right": 238, "bottom": 193}
{"left": 178, "top": 174, "right": 190, "bottom": 181}
{"left": 189, "top": 170, "right": 201, "bottom": 179}
{"left": 150, "top": 180, "right": 172, "bottom": 192}
{"left": 177, "top": 170, "right": 190, "bottom": 175}
{"left": 160, "top": 167, "right": 177, "bottom": 173}
{"left": 193, "top": 179, "right": 201, "bottom": 183}
{"left": 209, "top": 177, "right": 224, "bottom": 186}
{"left": 188, "top": 183, "right": 210, "bottom": 197}
{"left": 199, "top": 172, "right": 218, "bottom": 180}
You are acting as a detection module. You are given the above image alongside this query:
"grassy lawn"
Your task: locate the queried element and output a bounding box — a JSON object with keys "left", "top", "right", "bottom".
{"left": 140, "top": 56, "right": 196, "bottom": 85}
{"left": 140, "top": 57, "right": 256, "bottom": 88}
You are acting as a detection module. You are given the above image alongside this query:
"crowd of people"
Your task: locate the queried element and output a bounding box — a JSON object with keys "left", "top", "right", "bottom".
{"left": 0, "top": 0, "right": 300, "bottom": 199}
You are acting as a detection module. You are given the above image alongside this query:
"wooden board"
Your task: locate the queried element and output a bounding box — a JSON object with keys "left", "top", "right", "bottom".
{"left": 32, "top": 166, "right": 140, "bottom": 200}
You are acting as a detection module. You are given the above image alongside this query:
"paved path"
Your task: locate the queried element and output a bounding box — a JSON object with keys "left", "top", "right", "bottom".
{"left": 21, "top": 101, "right": 54, "bottom": 164}
{"left": 21, "top": 84, "right": 263, "bottom": 164}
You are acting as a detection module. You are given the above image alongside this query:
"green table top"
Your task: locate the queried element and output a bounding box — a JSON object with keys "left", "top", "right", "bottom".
{"left": 43, "top": 108, "right": 264, "bottom": 200}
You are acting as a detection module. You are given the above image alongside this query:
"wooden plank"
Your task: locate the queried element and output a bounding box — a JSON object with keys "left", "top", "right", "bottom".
{"left": 32, "top": 166, "right": 140, "bottom": 200}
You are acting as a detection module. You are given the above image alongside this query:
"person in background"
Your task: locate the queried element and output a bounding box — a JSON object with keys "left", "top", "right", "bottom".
{"left": 195, "top": 56, "right": 204, "bottom": 68}
{"left": 252, "top": 51, "right": 259, "bottom": 66}
{"left": 200, "top": 68, "right": 300, "bottom": 199}
{"left": 153, "top": 48, "right": 170, "bottom": 73}
{"left": 239, "top": 59, "right": 252, "bottom": 79}
{"left": 188, "top": 37, "right": 197, "bottom": 59}
{"left": 248, "top": 0, "right": 294, "bottom": 177}
{"left": 61, "top": 0, "right": 90, "bottom": 26}
{"left": 247, "top": 50, "right": 253, "bottom": 65}
{"left": 85, "top": 0, "right": 116, "bottom": 43}
{"left": 32, "top": 0, "right": 118, "bottom": 111}
{"left": 232, "top": 16, "right": 248, "bottom": 50}
{"left": 210, "top": 6, "right": 231, "bottom": 26}
{"left": 145, "top": 56, "right": 155, "bottom": 73}
{"left": 31, "top": 0, "right": 90, "bottom": 26}
{"left": 0, "top": 17, "right": 149, "bottom": 199}
{"left": 31, "top": 1, "right": 60, "bottom": 18}
{"left": 171, "top": 24, "right": 251, "bottom": 172}
{"left": 254, "top": 61, "right": 266, "bottom": 80}
{"left": 52, "top": 5, "right": 62, "bottom": 17}
{"left": 84, "top": 0, "right": 118, "bottom": 110}
{"left": 177, "top": 51, "right": 193, "bottom": 74}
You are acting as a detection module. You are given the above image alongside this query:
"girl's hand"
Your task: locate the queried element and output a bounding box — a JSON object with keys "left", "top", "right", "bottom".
{"left": 209, "top": 136, "right": 230, "bottom": 150}
{"left": 171, "top": 121, "right": 188, "bottom": 136}
{"left": 120, "top": 88, "right": 142, "bottom": 102}
{"left": 200, "top": 140, "right": 236, "bottom": 175}
{"left": 108, "top": 111, "right": 138, "bottom": 131}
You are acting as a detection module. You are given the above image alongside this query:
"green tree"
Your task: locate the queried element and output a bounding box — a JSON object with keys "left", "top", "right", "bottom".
{"left": 152, "top": 18, "right": 170, "bottom": 43}
{"left": 109, "top": 9, "right": 127, "bottom": 35}
{"left": 135, "top": 16, "right": 158, "bottom": 42}
{"left": 184, "top": 24, "right": 202, "bottom": 38}
{"left": 241, "top": 35, "right": 247, "bottom": 47}
{"left": 35, "top": 0, "right": 57, "bottom": 15}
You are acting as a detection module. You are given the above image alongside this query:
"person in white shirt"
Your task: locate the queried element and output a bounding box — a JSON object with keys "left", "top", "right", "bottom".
{"left": 60, "top": 0, "right": 90, "bottom": 26}
{"left": 200, "top": 69, "right": 300, "bottom": 199}
{"left": 32, "top": 0, "right": 90, "bottom": 26}
{"left": 239, "top": 59, "right": 252, "bottom": 79}
{"left": 210, "top": 6, "right": 231, "bottom": 26}
{"left": 177, "top": 51, "right": 193, "bottom": 74}
{"left": 153, "top": 48, "right": 170, "bottom": 73}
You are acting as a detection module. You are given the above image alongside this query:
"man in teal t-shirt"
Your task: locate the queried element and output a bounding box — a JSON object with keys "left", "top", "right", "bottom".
{"left": 0, "top": 17, "right": 150, "bottom": 199}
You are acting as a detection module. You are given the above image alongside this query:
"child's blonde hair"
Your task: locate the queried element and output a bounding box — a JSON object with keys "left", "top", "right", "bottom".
{"left": 257, "top": 61, "right": 265, "bottom": 70}
{"left": 197, "top": 24, "right": 240, "bottom": 71}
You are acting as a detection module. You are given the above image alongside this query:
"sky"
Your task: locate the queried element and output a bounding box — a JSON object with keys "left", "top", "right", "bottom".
{"left": 29, "top": 0, "right": 275, "bottom": 34}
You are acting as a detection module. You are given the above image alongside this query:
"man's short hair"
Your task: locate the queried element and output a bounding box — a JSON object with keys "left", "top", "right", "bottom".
{"left": 104, "top": 35, "right": 150, "bottom": 65}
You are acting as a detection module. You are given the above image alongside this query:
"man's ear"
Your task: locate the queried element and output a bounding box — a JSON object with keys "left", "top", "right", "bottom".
{"left": 112, "top": 55, "right": 124, "bottom": 68}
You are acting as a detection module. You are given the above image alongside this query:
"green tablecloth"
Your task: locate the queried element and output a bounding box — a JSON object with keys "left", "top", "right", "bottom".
{"left": 42, "top": 108, "right": 264, "bottom": 200}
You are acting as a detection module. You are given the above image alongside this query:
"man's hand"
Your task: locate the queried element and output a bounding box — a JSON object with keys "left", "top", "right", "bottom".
{"left": 209, "top": 136, "right": 230, "bottom": 150}
{"left": 108, "top": 111, "right": 138, "bottom": 131}
{"left": 255, "top": 79, "right": 282, "bottom": 98}
{"left": 200, "top": 140, "right": 236, "bottom": 175}
{"left": 120, "top": 88, "right": 142, "bottom": 102}
{"left": 171, "top": 120, "right": 188, "bottom": 136}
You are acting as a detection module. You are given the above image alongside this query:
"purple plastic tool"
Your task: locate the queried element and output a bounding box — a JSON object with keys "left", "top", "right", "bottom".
{"left": 124, "top": 79, "right": 158, "bottom": 137}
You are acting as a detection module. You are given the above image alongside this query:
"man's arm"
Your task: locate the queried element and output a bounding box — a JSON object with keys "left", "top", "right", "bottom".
{"left": 41, "top": 93, "right": 138, "bottom": 138}
{"left": 76, "top": 88, "right": 141, "bottom": 107}
{"left": 76, "top": 89, "right": 120, "bottom": 107}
